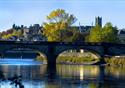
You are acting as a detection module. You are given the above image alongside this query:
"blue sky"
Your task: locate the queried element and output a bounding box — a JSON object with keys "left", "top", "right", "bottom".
{"left": 0, "top": 0, "right": 125, "bottom": 31}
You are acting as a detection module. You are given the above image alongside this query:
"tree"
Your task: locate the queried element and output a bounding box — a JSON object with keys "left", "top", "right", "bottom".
{"left": 86, "top": 25, "right": 102, "bottom": 42}
{"left": 1, "top": 29, "right": 23, "bottom": 40}
{"left": 43, "top": 9, "right": 77, "bottom": 41}
{"left": 72, "top": 32, "right": 85, "bottom": 42}
{"left": 86, "top": 22, "right": 119, "bottom": 43}
{"left": 102, "top": 22, "right": 119, "bottom": 43}
{"left": 61, "top": 28, "right": 85, "bottom": 42}
{"left": 46, "top": 9, "right": 77, "bottom": 25}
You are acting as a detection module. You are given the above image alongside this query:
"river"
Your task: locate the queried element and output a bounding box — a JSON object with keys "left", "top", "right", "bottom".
{"left": 0, "top": 59, "right": 125, "bottom": 88}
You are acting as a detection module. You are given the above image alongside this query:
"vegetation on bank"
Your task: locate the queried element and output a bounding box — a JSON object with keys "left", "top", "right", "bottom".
{"left": 35, "top": 53, "right": 100, "bottom": 64}
{"left": 35, "top": 54, "right": 125, "bottom": 66}
{"left": 104, "top": 56, "right": 125, "bottom": 66}
{"left": 35, "top": 55, "right": 47, "bottom": 62}
{"left": 57, "top": 56, "right": 125, "bottom": 65}
{"left": 56, "top": 56, "right": 100, "bottom": 64}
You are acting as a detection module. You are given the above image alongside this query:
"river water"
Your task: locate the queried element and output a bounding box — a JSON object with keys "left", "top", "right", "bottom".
{"left": 0, "top": 59, "right": 125, "bottom": 88}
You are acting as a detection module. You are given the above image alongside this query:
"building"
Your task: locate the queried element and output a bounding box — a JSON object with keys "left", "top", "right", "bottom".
{"left": 10, "top": 16, "right": 102, "bottom": 41}
{"left": 118, "top": 29, "right": 125, "bottom": 43}
{"left": 78, "top": 25, "right": 93, "bottom": 32}
{"left": 95, "top": 16, "right": 102, "bottom": 27}
{"left": 29, "top": 24, "right": 41, "bottom": 35}
{"left": 23, "top": 28, "right": 31, "bottom": 41}
{"left": 11, "top": 24, "right": 45, "bottom": 41}
{"left": 78, "top": 16, "right": 102, "bottom": 33}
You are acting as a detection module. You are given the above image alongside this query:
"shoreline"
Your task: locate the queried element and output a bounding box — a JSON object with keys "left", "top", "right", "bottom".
{"left": 36, "top": 54, "right": 125, "bottom": 66}
{"left": 56, "top": 61, "right": 107, "bottom": 66}
{"left": 56, "top": 62, "right": 125, "bottom": 67}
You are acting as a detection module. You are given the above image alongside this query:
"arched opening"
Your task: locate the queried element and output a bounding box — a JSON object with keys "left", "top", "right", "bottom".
{"left": 1, "top": 47, "right": 47, "bottom": 64}
{"left": 56, "top": 49, "right": 101, "bottom": 64}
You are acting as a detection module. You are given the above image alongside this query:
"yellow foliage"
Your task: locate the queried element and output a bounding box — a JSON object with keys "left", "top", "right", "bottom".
{"left": 43, "top": 9, "right": 77, "bottom": 41}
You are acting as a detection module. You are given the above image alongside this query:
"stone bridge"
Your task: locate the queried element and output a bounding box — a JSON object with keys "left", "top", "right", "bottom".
{"left": 0, "top": 41, "right": 125, "bottom": 63}
{"left": 0, "top": 41, "right": 125, "bottom": 77}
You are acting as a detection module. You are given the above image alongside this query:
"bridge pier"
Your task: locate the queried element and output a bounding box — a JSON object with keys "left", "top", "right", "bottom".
{"left": 0, "top": 53, "right": 4, "bottom": 59}
{"left": 99, "top": 56, "right": 106, "bottom": 64}
{"left": 97, "top": 66, "right": 105, "bottom": 88}
{"left": 47, "top": 55, "right": 57, "bottom": 79}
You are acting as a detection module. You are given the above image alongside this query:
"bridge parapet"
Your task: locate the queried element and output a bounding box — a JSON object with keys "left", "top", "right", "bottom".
{"left": 0, "top": 41, "right": 125, "bottom": 59}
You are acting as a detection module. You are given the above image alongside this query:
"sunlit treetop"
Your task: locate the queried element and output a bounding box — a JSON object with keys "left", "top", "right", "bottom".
{"left": 46, "top": 9, "right": 77, "bottom": 26}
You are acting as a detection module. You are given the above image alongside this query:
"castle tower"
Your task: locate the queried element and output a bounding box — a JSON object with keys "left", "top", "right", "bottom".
{"left": 95, "top": 16, "right": 102, "bottom": 27}
{"left": 12, "top": 23, "right": 16, "bottom": 29}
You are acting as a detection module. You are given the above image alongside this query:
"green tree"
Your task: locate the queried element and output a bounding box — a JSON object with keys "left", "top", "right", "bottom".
{"left": 86, "top": 22, "right": 119, "bottom": 43}
{"left": 86, "top": 25, "right": 102, "bottom": 42}
{"left": 102, "top": 22, "right": 119, "bottom": 43}
{"left": 72, "top": 32, "right": 85, "bottom": 42}
{"left": 43, "top": 9, "right": 77, "bottom": 41}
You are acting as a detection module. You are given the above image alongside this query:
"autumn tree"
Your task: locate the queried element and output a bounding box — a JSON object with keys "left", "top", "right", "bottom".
{"left": 1, "top": 29, "right": 23, "bottom": 40}
{"left": 43, "top": 9, "right": 77, "bottom": 41}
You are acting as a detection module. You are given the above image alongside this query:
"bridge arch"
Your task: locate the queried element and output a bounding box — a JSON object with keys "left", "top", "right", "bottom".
{"left": 57, "top": 48, "right": 101, "bottom": 57}
{"left": 1, "top": 46, "right": 48, "bottom": 61}
{"left": 55, "top": 45, "right": 104, "bottom": 59}
{"left": 56, "top": 48, "right": 101, "bottom": 63}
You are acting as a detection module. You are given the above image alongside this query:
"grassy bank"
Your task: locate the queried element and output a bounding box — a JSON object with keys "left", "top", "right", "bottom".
{"left": 35, "top": 55, "right": 100, "bottom": 65}
{"left": 35, "top": 55, "right": 47, "bottom": 62}
{"left": 104, "top": 56, "right": 125, "bottom": 66}
{"left": 56, "top": 56, "right": 99, "bottom": 64}
{"left": 35, "top": 55, "right": 125, "bottom": 66}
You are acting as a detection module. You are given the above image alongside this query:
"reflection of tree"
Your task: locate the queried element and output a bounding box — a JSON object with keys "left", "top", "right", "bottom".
{"left": 57, "top": 65, "right": 100, "bottom": 80}
{"left": 89, "top": 83, "right": 98, "bottom": 88}
{"left": 105, "top": 66, "right": 125, "bottom": 80}
{"left": 45, "top": 83, "right": 60, "bottom": 88}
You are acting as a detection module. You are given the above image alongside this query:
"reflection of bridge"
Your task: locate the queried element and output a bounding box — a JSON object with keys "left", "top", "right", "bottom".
{"left": 0, "top": 41, "right": 125, "bottom": 75}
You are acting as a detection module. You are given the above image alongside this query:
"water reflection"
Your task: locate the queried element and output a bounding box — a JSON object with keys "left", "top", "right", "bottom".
{"left": 57, "top": 65, "right": 100, "bottom": 81}
{"left": 105, "top": 66, "right": 125, "bottom": 80}
{"left": 0, "top": 65, "right": 47, "bottom": 80}
{"left": 0, "top": 63, "right": 125, "bottom": 88}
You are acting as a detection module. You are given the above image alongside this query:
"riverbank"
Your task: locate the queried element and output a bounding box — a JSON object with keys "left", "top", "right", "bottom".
{"left": 58, "top": 57, "right": 125, "bottom": 66}
{"left": 35, "top": 53, "right": 125, "bottom": 66}
{"left": 35, "top": 52, "right": 100, "bottom": 65}
{"left": 104, "top": 56, "right": 125, "bottom": 66}
{"left": 56, "top": 56, "right": 100, "bottom": 65}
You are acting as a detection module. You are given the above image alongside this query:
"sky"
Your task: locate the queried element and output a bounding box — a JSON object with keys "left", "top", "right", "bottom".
{"left": 0, "top": 0, "right": 125, "bottom": 31}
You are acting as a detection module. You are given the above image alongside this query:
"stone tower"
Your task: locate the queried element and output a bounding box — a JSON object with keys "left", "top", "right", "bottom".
{"left": 95, "top": 16, "right": 102, "bottom": 27}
